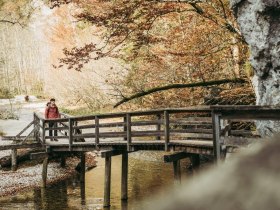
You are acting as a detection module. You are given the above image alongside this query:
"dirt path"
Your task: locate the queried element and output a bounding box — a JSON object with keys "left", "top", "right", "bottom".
{"left": 0, "top": 101, "right": 46, "bottom": 136}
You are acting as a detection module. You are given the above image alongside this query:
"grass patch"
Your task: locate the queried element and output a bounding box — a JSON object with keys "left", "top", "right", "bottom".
{"left": 0, "top": 129, "right": 6, "bottom": 136}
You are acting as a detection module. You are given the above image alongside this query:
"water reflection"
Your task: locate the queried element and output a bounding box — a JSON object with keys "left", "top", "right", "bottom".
{"left": 0, "top": 151, "right": 192, "bottom": 210}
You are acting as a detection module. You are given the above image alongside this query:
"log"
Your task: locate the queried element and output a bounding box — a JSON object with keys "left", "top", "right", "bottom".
{"left": 0, "top": 148, "right": 44, "bottom": 168}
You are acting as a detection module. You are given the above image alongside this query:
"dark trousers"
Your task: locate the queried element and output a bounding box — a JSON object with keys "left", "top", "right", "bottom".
{"left": 49, "top": 122, "right": 58, "bottom": 137}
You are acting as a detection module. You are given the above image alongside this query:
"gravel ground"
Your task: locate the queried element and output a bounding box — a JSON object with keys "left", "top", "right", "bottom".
{"left": 0, "top": 157, "right": 79, "bottom": 197}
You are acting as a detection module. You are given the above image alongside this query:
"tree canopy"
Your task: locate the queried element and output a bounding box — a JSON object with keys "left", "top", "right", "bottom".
{"left": 50, "top": 0, "right": 252, "bottom": 109}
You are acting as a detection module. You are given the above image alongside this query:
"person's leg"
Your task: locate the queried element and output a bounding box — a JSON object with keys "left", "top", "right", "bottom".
{"left": 49, "top": 122, "right": 54, "bottom": 140}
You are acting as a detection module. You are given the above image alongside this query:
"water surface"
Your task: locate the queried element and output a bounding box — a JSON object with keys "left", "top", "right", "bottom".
{"left": 0, "top": 151, "right": 193, "bottom": 210}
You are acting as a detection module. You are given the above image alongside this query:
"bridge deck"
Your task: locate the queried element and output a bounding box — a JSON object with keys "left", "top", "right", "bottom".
{"left": 45, "top": 139, "right": 213, "bottom": 155}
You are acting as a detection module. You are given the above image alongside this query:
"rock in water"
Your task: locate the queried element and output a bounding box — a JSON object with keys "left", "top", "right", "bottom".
{"left": 230, "top": 0, "right": 280, "bottom": 136}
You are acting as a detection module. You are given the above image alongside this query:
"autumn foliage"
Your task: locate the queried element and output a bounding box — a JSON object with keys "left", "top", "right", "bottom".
{"left": 50, "top": 0, "right": 253, "bottom": 110}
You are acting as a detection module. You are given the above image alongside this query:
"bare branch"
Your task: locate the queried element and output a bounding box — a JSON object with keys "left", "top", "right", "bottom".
{"left": 113, "top": 78, "right": 247, "bottom": 108}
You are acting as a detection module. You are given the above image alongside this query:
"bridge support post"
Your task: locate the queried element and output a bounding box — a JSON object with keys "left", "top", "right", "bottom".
{"left": 173, "top": 160, "right": 181, "bottom": 185}
{"left": 11, "top": 149, "right": 17, "bottom": 171}
{"left": 60, "top": 155, "right": 66, "bottom": 168}
{"left": 80, "top": 153, "right": 86, "bottom": 183}
{"left": 190, "top": 154, "right": 200, "bottom": 173}
{"left": 121, "top": 152, "right": 128, "bottom": 200}
{"left": 104, "top": 155, "right": 112, "bottom": 207}
{"left": 41, "top": 156, "right": 49, "bottom": 188}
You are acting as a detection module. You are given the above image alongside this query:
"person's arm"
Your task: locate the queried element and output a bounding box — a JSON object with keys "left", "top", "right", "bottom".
{"left": 45, "top": 107, "right": 49, "bottom": 119}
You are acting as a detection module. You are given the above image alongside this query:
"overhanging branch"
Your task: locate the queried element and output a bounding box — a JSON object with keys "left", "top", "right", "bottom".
{"left": 113, "top": 78, "right": 247, "bottom": 108}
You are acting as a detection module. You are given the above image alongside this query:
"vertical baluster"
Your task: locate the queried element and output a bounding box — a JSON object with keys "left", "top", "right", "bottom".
{"left": 126, "top": 114, "right": 132, "bottom": 151}
{"left": 42, "top": 120, "right": 46, "bottom": 144}
{"left": 69, "top": 118, "right": 73, "bottom": 151}
{"left": 164, "top": 111, "right": 170, "bottom": 151}
{"left": 212, "top": 111, "right": 221, "bottom": 162}
{"left": 156, "top": 113, "right": 161, "bottom": 140}
{"left": 95, "top": 116, "right": 99, "bottom": 145}
{"left": 123, "top": 115, "right": 127, "bottom": 141}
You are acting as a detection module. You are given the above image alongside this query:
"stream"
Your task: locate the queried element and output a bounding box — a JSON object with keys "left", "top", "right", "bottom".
{"left": 0, "top": 152, "right": 192, "bottom": 210}
{"left": 0, "top": 99, "right": 193, "bottom": 209}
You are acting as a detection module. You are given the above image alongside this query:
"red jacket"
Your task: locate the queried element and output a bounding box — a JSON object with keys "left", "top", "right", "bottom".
{"left": 45, "top": 105, "right": 60, "bottom": 119}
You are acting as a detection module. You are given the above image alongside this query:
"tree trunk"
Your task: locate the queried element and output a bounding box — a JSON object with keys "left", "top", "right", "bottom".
{"left": 230, "top": 0, "right": 280, "bottom": 136}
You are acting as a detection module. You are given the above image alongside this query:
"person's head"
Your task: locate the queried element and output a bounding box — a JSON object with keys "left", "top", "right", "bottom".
{"left": 46, "top": 102, "right": 50, "bottom": 106}
{"left": 50, "top": 98, "right": 56, "bottom": 106}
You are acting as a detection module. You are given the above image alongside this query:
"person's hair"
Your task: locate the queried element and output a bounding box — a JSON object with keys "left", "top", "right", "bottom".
{"left": 50, "top": 98, "right": 55, "bottom": 102}
{"left": 46, "top": 102, "right": 50, "bottom": 106}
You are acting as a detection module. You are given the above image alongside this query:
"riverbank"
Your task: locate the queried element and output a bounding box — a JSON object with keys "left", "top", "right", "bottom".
{"left": 0, "top": 152, "right": 97, "bottom": 197}
{"left": 0, "top": 157, "right": 79, "bottom": 197}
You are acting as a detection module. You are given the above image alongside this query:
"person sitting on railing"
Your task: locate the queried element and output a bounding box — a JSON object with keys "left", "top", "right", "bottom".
{"left": 45, "top": 98, "right": 60, "bottom": 141}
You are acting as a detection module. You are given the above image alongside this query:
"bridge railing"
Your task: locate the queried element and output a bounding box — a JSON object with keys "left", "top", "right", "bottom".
{"left": 211, "top": 105, "right": 280, "bottom": 160}
{"left": 34, "top": 107, "right": 214, "bottom": 151}
{"left": 33, "top": 105, "right": 280, "bottom": 156}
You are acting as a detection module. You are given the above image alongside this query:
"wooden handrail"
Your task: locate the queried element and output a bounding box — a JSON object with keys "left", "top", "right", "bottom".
{"left": 33, "top": 105, "right": 280, "bottom": 156}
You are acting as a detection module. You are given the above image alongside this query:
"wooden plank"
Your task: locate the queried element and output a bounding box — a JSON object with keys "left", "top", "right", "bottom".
{"left": 164, "top": 111, "right": 170, "bottom": 151}
{"left": 41, "top": 156, "right": 49, "bottom": 188}
{"left": 170, "top": 128, "right": 213, "bottom": 134}
{"left": 157, "top": 114, "right": 161, "bottom": 140}
{"left": 126, "top": 113, "right": 132, "bottom": 151}
{"left": 190, "top": 154, "right": 200, "bottom": 172}
{"left": 132, "top": 120, "right": 162, "bottom": 126}
{"left": 170, "top": 117, "right": 211, "bottom": 123}
{"left": 132, "top": 131, "right": 164, "bottom": 137}
{"left": 210, "top": 105, "right": 280, "bottom": 111}
{"left": 21, "top": 128, "right": 35, "bottom": 144}
{"left": 123, "top": 116, "right": 127, "bottom": 141}
{"left": 164, "top": 152, "right": 189, "bottom": 163}
{"left": 173, "top": 160, "right": 181, "bottom": 185}
{"left": 163, "top": 152, "right": 189, "bottom": 163}
{"left": 45, "top": 126, "right": 68, "bottom": 131}
{"left": 170, "top": 120, "right": 212, "bottom": 125}
{"left": 33, "top": 113, "right": 39, "bottom": 142}
{"left": 44, "top": 118, "right": 69, "bottom": 123}
{"left": 11, "top": 149, "right": 17, "bottom": 171}
{"left": 1, "top": 136, "right": 27, "bottom": 141}
{"left": 45, "top": 136, "right": 69, "bottom": 139}
{"left": 80, "top": 153, "right": 85, "bottom": 183}
{"left": 101, "top": 150, "right": 126, "bottom": 158}
{"left": 104, "top": 156, "right": 111, "bottom": 207}
{"left": 73, "top": 132, "right": 126, "bottom": 139}
{"left": 69, "top": 119, "right": 73, "bottom": 151}
{"left": 30, "top": 152, "right": 48, "bottom": 160}
{"left": 42, "top": 121, "right": 46, "bottom": 145}
{"left": 0, "top": 143, "right": 42, "bottom": 151}
{"left": 170, "top": 140, "right": 213, "bottom": 147}
{"left": 74, "top": 122, "right": 125, "bottom": 129}
{"left": 121, "top": 152, "right": 128, "bottom": 200}
{"left": 16, "top": 120, "right": 34, "bottom": 137}
{"left": 212, "top": 111, "right": 221, "bottom": 162}
{"left": 65, "top": 107, "right": 211, "bottom": 123}
{"left": 170, "top": 132, "right": 212, "bottom": 139}
{"left": 95, "top": 116, "right": 100, "bottom": 145}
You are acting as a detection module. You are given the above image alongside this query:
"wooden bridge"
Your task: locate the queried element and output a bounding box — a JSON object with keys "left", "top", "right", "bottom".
{"left": 1, "top": 105, "right": 280, "bottom": 206}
